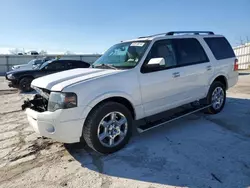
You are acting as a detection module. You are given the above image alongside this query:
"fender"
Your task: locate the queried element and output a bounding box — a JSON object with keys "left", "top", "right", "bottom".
{"left": 80, "top": 91, "right": 144, "bottom": 121}
{"left": 18, "top": 75, "right": 34, "bottom": 82}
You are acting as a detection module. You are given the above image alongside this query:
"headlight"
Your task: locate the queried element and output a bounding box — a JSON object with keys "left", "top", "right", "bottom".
{"left": 7, "top": 74, "right": 15, "bottom": 79}
{"left": 48, "top": 92, "right": 77, "bottom": 112}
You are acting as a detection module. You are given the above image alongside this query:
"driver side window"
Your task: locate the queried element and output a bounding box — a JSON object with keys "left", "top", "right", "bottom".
{"left": 44, "top": 61, "right": 66, "bottom": 70}
{"left": 143, "top": 39, "right": 177, "bottom": 72}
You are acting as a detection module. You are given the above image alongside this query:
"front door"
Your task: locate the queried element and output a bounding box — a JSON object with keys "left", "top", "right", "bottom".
{"left": 39, "top": 60, "right": 67, "bottom": 78}
{"left": 138, "top": 39, "right": 188, "bottom": 117}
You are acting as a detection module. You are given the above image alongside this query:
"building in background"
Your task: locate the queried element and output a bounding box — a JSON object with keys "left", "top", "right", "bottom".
{"left": 233, "top": 43, "right": 250, "bottom": 70}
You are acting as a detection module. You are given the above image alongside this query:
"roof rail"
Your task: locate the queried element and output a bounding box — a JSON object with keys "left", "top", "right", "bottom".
{"left": 138, "top": 31, "right": 214, "bottom": 38}
{"left": 138, "top": 33, "right": 167, "bottom": 39}
{"left": 166, "top": 31, "right": 214, "bottom": 35}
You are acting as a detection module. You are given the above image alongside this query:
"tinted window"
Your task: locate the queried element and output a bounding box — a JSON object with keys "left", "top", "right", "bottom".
{"left": 145, "top": 39, "right": 177, "bottom": 69}
{"left": 174, "top": 38, "right": 208, "bottom": 66}
{"left": 204, "top": 37, "right": 235, "bottom": 60}
{"left": 75, "top": 61, "right": 90, "bottom": 68}
{"left": 67, "top": 60, "right": 90, "bottom": 68}
{"left": 44, "top": 60, "right": 66, "bottom": 70}
{"left": 66, "top": 61, "right": 75, "bottom": 69}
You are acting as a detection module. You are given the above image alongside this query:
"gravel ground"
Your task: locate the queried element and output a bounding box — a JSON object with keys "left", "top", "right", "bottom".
{"left": 0, "top": 73, "right": 250, "bottom": 188}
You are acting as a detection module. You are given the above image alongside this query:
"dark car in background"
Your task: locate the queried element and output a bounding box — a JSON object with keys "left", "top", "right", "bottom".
{"left": 6, "top": 59, "right": 90, "bottom": 92}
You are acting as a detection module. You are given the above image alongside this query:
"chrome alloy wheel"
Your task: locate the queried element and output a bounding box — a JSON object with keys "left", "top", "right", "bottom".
{"left": 211, "top": 87, "right": 225, "bottom": 110}
{"left": 97, "top": 112, "right": 128, "bottom": 147}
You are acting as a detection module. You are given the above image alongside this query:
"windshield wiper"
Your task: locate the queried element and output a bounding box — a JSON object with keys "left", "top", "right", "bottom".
{"left": 93, "top": 64, "right": 117, "bottom": 70}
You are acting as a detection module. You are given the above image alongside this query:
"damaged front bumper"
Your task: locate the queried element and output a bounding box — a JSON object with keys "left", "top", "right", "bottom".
{"left": 22, "top": 94, "right": 85, "bottom": 143}
{"left": 22, "top": 94, "right": 48, "bottom": 111}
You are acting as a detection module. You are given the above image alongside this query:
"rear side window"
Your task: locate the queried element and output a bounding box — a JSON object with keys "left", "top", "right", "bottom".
{"left": 73, "top": 61, "right": 90, "bottom": 68}
{"left": 65, "top": 60, "right": 89, "bottom": 69}
{"left": 204, "top": 37, "right": 235, "bottom": 60}
{"left": 174, "top": 38, "right": 209, "bottom": 66}
{"left": 66, "top": 61, "right": 75, "bottom": 69}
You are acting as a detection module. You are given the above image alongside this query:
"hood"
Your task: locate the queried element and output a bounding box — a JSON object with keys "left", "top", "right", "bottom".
{"left": 13, "top": 64, "right": 27, "bottom": 68}
{"left": 12, "top": 64, "right": 30, "bottom": 70}
{"left": 31, "top": 68, "right": 122, "bottom": 91}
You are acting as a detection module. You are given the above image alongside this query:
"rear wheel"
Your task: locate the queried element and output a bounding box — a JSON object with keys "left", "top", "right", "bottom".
{"left": 83, "top": 102, "right": 132, "bottom": 154}
{"left": 19, "top": 77, "right": 33, "bottom": 92}
{"left": 205, "top": 81, "right": 226, "bottom": 114}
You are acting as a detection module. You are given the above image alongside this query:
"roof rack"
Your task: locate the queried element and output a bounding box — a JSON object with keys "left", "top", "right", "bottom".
{"left": 166, "top": 31, "right": 214, "bottom": 35}
{"left": 138, "top": 31, "right": 214, "bottom": 38}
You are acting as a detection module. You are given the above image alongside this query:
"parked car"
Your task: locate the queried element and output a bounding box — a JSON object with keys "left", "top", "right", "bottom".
{"left": 22, "top": 31, "right": 238, "bottom": 154}
{"left": 12, "top": 57, "right": 53, "bottom": 71}
{"left": 6, "top": 59, "right": 90, "bottom": 92}
{"left": 26, "top": 51, "right": 39, "bottom": 55}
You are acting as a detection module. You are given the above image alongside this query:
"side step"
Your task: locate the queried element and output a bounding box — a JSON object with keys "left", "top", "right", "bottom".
{"left": 137, "top": 105, "right": 211, "bottom": 133}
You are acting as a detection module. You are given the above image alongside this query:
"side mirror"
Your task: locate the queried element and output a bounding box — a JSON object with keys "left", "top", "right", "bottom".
{"left": 147, "top": 58, "right": 165, "bottom": 66}
{"left": 142, "top": 58, "right": 165, "bottom": 73}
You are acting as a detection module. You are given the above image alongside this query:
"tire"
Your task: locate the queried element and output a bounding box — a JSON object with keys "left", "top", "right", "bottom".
{"left": 205, "top": 81, "right": 226, "bottom": 114}
{"left": 19, "top": 77, "right": 33, "bottom": 92}
{"left": 83, "top": 102, "right": 132, "bottom": 154}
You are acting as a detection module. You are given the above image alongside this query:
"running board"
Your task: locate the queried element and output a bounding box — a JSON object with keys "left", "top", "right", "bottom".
{"left": 137, "top": 105, "right": 211, "bottom": 133}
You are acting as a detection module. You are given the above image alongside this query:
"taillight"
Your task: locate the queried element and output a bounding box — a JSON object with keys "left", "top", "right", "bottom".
{"left": 234, "top": 59, "right": 238, "bottom": 71}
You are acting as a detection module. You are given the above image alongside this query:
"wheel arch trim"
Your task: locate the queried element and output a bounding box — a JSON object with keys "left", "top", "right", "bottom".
{"left": 209, "top": 73, "right": 228, "bottom": 89}
{"left": 81, "top": 91, "right": 142, "bottom": 122}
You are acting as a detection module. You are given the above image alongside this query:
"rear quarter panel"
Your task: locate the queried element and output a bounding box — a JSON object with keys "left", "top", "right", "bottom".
{"left": 200, "top": 36, "right": 238, "bottom": 91}
{"left": 209, "top": 57, "right": 237, "bottom": 89}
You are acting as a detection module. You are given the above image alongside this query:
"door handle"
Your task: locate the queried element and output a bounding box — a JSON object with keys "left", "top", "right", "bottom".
{"left": 173, "top": 72, "right": 180, "bottom": 78}
{"left": 206, "top": 65, "right": 212, "bottom": 71}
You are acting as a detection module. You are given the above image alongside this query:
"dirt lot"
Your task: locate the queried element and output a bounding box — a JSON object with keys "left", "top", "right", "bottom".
{"left": 0, "top": 73, "right": 250, "bottom": 188}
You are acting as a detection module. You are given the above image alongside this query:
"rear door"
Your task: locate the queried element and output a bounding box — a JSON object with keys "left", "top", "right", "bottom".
{"left": 172, "top": 38, "right": 212, "bottom": 101}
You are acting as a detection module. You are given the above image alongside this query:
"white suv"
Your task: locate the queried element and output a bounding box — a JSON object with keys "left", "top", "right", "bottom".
{"left": 23, "top": 31, "right": 238, "bottom": 153}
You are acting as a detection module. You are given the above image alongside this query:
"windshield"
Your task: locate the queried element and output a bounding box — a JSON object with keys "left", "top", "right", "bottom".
{"left": 28, "top": 59, "right": 43, "bottom": 66}
{"left": 31, "top": 59, "right": 47, "bottom": 69}
{"left": 38, "top": 59, "right": 54, "bottom": 69}
{"left": 92, "top": 41, "right": 150, "bottom": 69}
{"left": 33, "top": 60, "right": 53, "bottom": 69}
{"left": 27, "top": 60, "right": 36, "bottom": 65}
{"left": 33, "top": 60, "right": 42, "bottom": 65}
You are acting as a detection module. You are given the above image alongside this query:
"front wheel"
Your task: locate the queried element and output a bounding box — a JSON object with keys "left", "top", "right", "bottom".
{"left": 205, "top": 81, "right": 226, "bottom": 114}
{"left": 19, "top": 77, "right": 33, "bottom": 92}
{"left": 82, "top": 102, "right": 132, "bottom": 154}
